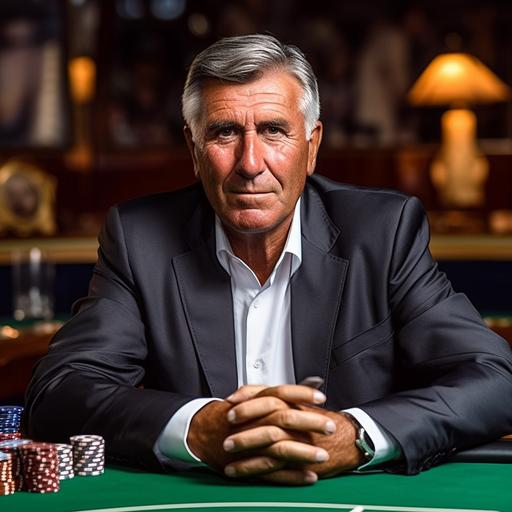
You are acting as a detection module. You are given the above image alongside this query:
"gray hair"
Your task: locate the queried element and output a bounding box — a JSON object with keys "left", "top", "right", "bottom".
{"left": 182, "top": 34, "right": 320, "bottom": 140}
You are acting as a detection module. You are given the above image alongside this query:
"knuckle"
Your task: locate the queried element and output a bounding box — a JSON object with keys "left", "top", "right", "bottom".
{"left": 268, "top": 426, "right": 284, "bottom": 443}
{"left": 272, "top": 441, "right": 288, "bottom": 459}
{"left": 280, "top": 410, "right": 298, "bottom": 429}
{"left": 268, "top": 396, "right": 283, "bottom": 409}
{"left": 274, "top": 384, "right": 287, "bottom": 395}
{"left": 261, "top": 457, "right": 279, "bottom": 472}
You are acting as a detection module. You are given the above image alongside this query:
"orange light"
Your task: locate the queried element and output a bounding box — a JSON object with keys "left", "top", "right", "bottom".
{"left": 408, "top": 53, "right": 509, "bottom": 106}
{"left": 68, "top": 56, "right": 96, "bottom": 104}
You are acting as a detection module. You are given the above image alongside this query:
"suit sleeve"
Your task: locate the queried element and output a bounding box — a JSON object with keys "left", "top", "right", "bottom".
{"left": 361, "top": 196, "right": 512, "bottom": 474}
{"left": 24, "top": 207, "right": 195, "bottom": 471}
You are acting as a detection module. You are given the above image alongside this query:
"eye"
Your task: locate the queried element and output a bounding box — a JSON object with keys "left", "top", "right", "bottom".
{"left": 264, "top": 125, "right": 284, "bottom": 137}
{"left": 215, "top": 126, "right": 238, "bottom": 139}
{"left": 219, "top": 127, "right": 235, "bottom": 137}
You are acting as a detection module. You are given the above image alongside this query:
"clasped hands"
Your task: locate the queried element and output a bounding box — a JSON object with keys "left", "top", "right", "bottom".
{"left": 187, "top": 384, "right": 365, "bottom": 485}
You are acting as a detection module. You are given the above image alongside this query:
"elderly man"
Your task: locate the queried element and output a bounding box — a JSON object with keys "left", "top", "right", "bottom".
{"left": 25, "top": 34, "right": 512, "bottom": 485}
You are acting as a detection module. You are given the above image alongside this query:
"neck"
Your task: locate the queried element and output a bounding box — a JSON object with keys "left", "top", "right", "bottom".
{"left": 225, "top": 215, "right": 293, "bottom": 285}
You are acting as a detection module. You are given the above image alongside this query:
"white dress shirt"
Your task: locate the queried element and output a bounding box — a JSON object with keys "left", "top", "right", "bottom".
{"left": 157, "top": 199, "right": 400, "bottom": 469}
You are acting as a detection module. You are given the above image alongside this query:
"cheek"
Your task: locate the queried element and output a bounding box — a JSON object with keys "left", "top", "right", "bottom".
{"left": 200, "top": 147, "right": 234, "bottom": 185}
{"left": 205, "top": 145, "right": 234, "bottom": 167}
{"left": 268, "top": 143, "right": 309, "bottom": 188}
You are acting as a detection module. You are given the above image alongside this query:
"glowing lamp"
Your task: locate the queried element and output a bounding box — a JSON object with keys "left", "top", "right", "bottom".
{"left": 408, "top": 53, "right": 509, "bottom": 208}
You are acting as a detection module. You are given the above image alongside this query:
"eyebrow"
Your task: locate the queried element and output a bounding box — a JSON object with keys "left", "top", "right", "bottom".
{"left": 206, "top": 121, "right": 240, "bottom": 134}
{"left": 206, "top": 119, "right": 291, "bottom": 135}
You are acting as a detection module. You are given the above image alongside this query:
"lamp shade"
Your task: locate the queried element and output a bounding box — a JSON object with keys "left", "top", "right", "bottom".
{"left": 68, "top": 56, "right": 96, "bottom": 104}
{"left": 408, "top": 53, "right": 509, "bottom": 106}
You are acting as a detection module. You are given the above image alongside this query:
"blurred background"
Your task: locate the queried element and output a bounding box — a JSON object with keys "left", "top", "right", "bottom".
{"left": 1, "top": 0, "right": 512, "bottom": 402}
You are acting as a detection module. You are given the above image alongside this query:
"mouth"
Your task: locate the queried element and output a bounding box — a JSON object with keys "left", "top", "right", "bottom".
{"left": 229, "top": 191, "right": 273, "bottom": 195}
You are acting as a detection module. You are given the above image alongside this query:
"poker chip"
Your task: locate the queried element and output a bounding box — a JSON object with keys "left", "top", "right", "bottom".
{"left": 0, "top": 439, "right": 32, "bottom": 490}
{"left": 0, "top": 431, "right": 105, "bottom": 494}
{"left": 19, "top": 442, "right": 60, "bottom": 493}
{"left": 55, "top": 443, "right": 74, "bottom": 480}
{"left": 0, "top": 451, "right": 16, "bottom": 496}
{"left": 0, "top": 406, "right": 23, "bottom": 436}
{"left": 0, "top": 433, "right": 22, "bottom": 442}
{"left": 70, "top": 435, "right": 105, "bottom": 476}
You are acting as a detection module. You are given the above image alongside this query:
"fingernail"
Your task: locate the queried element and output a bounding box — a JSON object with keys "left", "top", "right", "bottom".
{"left": 315, "top": 450, "right": 329, "bottom": 462}
{"left": 225, "top": 466, "right": 236, "bottom": 477}
{"left": 304, "top": 471, "right": 318, "bottom": 483}
{"left": 225, "top": 394, "right": 235, "bottom": 401}
{"left": 227, "top": 410, "right": 236, "bottom": 422}
{"left": 325, "top": 420, "right": 336, "bottom": 434}
{"left": 223, "top": 439, "right": 235, "bottom": 452}
{"left": 313, "top": 391, "right": 326, "bottom": 404}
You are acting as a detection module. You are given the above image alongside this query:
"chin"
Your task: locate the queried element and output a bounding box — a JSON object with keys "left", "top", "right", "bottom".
{"left": 224, "top": 210, "right": 280, "bottom": 234}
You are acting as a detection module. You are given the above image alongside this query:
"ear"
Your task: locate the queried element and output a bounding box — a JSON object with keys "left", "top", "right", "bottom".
{"left": 306, "top": 121, "right": 323, "bottom": 176}
{"left": 184, "top": 125, "right": 200, "bottom": 178}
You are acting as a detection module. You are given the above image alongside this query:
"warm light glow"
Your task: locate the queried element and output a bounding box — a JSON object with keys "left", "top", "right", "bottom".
{"left": 441, "top": 61, "right": 464, "bottom": 78}
{"left": 68, "top": 56, "right": 96, "bottom": 104}
{"left": 408, "top": 53, "right": 509, "bottom": 106}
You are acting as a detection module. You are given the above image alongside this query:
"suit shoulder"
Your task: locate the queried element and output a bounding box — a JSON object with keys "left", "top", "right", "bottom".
{"left": 308, "top": 174, "right": 416, "bottom": 217}
{"left": 112, "top": 183, "right": 203, "bottom": 226}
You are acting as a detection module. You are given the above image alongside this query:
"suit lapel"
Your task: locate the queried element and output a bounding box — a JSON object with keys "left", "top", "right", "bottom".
{"left": 291, "top": 184, "right": 349, "bottom": 391}
{"left": 172, "top": 198, "right": 238, "bottom": 398}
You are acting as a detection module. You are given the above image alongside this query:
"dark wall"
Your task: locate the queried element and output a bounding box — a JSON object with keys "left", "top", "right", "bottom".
{"left": 0, "top": 261, "right": 510, "bottom": 320}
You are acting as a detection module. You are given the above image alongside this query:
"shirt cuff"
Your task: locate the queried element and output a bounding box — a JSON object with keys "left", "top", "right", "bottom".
{"left": 343, "top": 407, "right": 402, "bottom": 471}
{"left": 156, "top": 398, "right": 222, "bottom": 465}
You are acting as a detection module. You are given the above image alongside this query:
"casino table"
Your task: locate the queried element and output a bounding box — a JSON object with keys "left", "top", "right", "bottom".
{"left": 2, "top": 462, "right": 511, "bottom": 512}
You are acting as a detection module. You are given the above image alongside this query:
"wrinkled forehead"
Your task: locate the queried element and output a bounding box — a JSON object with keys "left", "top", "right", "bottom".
{"left": 197, "top": 70, "right": 305, "bottom": 123}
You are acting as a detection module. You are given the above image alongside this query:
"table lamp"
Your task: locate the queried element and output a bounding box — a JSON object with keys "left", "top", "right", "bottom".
{"left": 66, "top": 56, "right": 96, "bottom": 171}
{"left": 408, "top": 53, "right": 509, "bottom": 208}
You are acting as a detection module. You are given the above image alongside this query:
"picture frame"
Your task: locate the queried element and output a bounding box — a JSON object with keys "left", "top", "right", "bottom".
{"left": 0, "top": 160, "right": 57, "bottom": 236}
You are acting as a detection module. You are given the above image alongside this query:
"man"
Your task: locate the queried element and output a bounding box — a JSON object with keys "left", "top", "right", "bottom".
{"left": 25, "top": 34, "right": 512, "bottom": 486}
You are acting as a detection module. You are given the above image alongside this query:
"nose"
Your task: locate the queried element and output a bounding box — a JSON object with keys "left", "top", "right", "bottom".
{"left": 237, "top": 131, "right": 264, "bottom": 177}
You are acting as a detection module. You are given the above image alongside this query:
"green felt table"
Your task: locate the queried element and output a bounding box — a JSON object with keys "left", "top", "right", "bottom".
{"left": 1, "top": 463, "right": 511, "bottom": 512}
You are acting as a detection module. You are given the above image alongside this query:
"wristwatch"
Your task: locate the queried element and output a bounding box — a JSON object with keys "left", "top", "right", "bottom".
{"left": 343, "top": 413, "right": 375, "bottom": 462}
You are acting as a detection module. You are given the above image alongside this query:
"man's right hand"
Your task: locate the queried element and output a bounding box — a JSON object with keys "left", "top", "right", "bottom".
{"left": 187, "top": 400, "right": 239, "bottom": 473}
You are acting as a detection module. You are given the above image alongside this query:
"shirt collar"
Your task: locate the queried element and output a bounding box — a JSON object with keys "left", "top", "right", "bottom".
{"left": 215, "top": 198, "right": 302, "bottom": 278}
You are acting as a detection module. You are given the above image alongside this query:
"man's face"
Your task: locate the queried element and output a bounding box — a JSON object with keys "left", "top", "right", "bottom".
{"left": 185, "top": 70, "right": 322, "bottom": 236}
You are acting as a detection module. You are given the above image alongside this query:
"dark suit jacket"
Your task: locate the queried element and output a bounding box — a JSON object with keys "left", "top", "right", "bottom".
{"left": 24, "top": 174, "right": 512, "bottom": 475}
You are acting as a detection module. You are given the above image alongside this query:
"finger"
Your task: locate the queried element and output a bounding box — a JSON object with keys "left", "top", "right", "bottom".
{"left": 260, "top": 469, "right": 318, "bottom": 486}
{"left": 232, "top": 406, "right": 336, "bottom": 436}
{"left": 223, "top": 425, "right": 290, "bottom": 453}
{"left": 227, "top": 396, "right": 289, "bottom": 424}
{"left": 226, "top": 385, "right": 268, "bottom": 404}
{"left": 224, "top": 456, "right": 285, "bottom": 478}
{"left": 255, "top": 384, "right": 326, "bottom": 405}
{"left": 263, "top": 440, "right": 329, "bottom": 464}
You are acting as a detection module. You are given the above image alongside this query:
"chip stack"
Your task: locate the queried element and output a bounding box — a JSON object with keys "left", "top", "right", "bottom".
{"left": 19, "top": 442, "right": 60, "bottom": 493}
{"left": 70, "top": 435, "right": 105, "bottom": 476}
{"left": 0, "top": 439, "right": 32, "bottom": 490}
{"left": 0, "top": 406, "right": 23, "bottom": 443}
{"left": 0, "top": 452, "right": 16, "bottom": 496}
{"left": 55, "top": 443, "right": 74, "bottom": 480}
